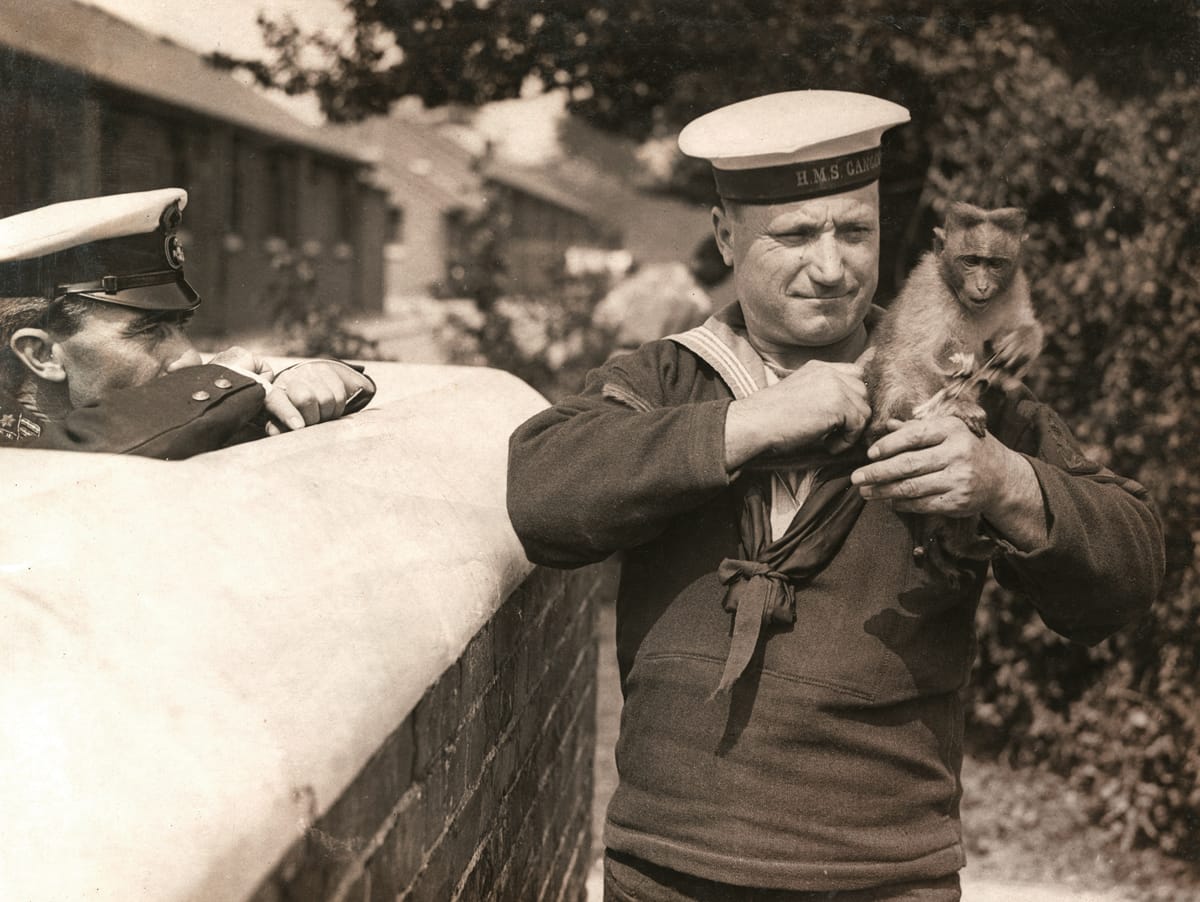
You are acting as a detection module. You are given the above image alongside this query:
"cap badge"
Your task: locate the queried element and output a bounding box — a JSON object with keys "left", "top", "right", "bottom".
{"left": 166, "top": 235, "right": 186, "bottom": 269}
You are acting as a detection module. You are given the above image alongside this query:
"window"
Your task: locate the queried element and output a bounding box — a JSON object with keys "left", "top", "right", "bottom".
{"left": 266, "top": 150, "right": 296, "bottom": 241}
{"left": 169, "top": 127, "right": 190, "bottom": 192}
{"left": 338, "top": 171, "right": 356, "bottom": 243}
{"left": 387, "top": 205, "right": 405, "bottom": 245}
{"left": 228, "top": 135, "right": 243, "bottom": 234}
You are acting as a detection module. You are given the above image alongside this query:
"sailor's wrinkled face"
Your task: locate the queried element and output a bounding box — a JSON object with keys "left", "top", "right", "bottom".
{"left": 713, "top": 182, "right": 880, "bottom": 355}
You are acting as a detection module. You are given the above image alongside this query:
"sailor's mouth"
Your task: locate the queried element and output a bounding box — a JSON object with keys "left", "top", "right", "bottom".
{"left": 789, "top": 290, "right": 855, "bottom": 302}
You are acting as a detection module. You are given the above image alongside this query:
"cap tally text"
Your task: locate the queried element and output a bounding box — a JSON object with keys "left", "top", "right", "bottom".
{"left": 713, "top": 147, "right": 883, "bottom": 204}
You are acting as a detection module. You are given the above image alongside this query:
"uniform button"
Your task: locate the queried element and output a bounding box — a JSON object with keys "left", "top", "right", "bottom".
{"left": 191, "top": 390, "right": 211, "bottom": 402}
{"left": 213, "top": 377, "right": 232, "bottom": 389}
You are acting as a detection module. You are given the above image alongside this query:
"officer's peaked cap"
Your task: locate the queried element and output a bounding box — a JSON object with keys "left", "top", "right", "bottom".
{"left": 0, "top": 188, "right": 199, "bottom": 311}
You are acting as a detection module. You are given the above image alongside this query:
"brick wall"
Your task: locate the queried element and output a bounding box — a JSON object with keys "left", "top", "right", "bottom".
{"left": 0, "top": 365, "right": 584, "bottom": 902}
{"left": 249, "top": 564, "right": 604, "bottom": 902}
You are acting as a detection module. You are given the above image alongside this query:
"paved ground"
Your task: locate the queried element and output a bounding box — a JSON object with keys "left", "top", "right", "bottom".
{"left": 585, "top": 602, "right": 1133, "bottom": 902}
{"left": 345, "top": 295, "right": 462, "bottom": 364}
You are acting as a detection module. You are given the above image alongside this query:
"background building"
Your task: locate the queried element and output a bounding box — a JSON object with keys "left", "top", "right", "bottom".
{"left": 483, "top": 163, "right": 623, "bottom": 296}
{"left": 0, "top": 0, "right": 387, "bottom": 336}
{"left": 334, "top": 114, "right": 486, "bottom": 304}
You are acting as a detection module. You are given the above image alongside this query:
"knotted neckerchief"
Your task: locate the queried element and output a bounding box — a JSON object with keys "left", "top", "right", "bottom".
{"left": 714, "top": 457, "right": 865, "bottom": 695}
{"left": 667, "top": 303, "right": 875, "bottom": 697}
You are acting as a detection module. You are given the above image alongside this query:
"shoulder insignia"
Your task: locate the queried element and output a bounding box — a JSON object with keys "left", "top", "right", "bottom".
{"left": 1, "top": 408, "right": 42, "bottom": 443}
{"left": 1044, "top": 409, "right": 1100, "bottom": 474}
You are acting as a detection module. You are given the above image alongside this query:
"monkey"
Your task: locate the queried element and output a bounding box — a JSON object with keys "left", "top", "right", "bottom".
{"left": 868, "top": 202, "right": 1043, "bottom": 435}
{"left": 864, "top": 201, "right": 1044, "bottom": 585}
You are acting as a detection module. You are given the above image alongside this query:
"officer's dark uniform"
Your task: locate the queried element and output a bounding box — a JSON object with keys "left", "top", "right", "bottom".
{"left": 0, "top": 188, "right": 372, "bottom": 458}
{"left": 0, "top": 366, "right": 270, "bottom": 455}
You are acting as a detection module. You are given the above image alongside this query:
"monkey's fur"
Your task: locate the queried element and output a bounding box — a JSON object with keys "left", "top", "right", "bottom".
{"left": 865, "top": 201, "right": 1044, "bottom": 585}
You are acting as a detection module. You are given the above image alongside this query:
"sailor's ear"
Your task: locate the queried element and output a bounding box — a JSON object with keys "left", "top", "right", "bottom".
{"left": 712, "top": 205, "right": 735, "bottom": 266}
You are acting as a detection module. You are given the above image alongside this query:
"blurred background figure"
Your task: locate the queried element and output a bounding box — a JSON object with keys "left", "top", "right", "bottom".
{"left": 591, "top": 237, "right": 728, "bottom": 356}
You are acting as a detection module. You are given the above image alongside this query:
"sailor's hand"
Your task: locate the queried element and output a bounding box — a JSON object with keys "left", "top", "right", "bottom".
{"left": 724, "top": 359, "right": 870, "bottom": 471}
{"left": 851, "top": 416, "right": 1048, "bottom": 549}
{"left": 852, "top": 416, "right": 1006, "bottom": 516}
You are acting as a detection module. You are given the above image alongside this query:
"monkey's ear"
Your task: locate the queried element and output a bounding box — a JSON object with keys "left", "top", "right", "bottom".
{"left": 992, "top": 207, "right": 1027, "bottom": 233}
{"left": 932, "top": 226, "right": 946, "bottom": 253}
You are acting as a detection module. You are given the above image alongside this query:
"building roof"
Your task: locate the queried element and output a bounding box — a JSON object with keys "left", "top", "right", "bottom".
{"left": 482, "top": 163, "right": 600, "bottom": 221}
{"left": 334, "top": 116, "right": 485, "bottom": 213}
{"left": 0, "top": 0, "right": 370, "bottom": 164}
{"left": 339, "top": 109, "right": 608, "bottom": 225}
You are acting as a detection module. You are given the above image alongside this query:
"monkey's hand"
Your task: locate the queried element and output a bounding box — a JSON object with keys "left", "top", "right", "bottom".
{"left": 988, "top": 323, "right": 1044, "bottom": 389}
{"left": 913, "top": 351, "right": 987, "bottom": 435}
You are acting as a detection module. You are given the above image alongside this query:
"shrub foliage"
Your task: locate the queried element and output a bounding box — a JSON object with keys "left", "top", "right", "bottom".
{"left": 899, "top": 17, "right": 1200, "bottom": 861}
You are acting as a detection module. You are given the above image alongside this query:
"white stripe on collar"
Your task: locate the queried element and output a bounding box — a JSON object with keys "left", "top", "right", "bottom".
{"left": 665, "top": 301, "right": 767, "bottom": 400}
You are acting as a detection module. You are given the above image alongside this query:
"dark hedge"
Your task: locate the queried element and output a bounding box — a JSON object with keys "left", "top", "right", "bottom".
{"left": 895, "top": 16, "right": 1199, "bottom": 862}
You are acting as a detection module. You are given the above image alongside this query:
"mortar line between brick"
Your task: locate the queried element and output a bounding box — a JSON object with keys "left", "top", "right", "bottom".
{"left": 326, "top": 780, "right": 424, "bottom": 902}
{"left": 498, "top": 708, "right": 592, "bottom": 902}
{"left": 538, "top": 776, "right": 593, "bottom": 902}
{"left": 479, "top": 648, "right": 593, "bottom": 896}
{"left": 454, "top": 571, "right": 574, "bottom": 742}
{"left": 449, "top": 639, "right": 593, "bottom": 901}
{"left": 319, "top": 587, "right": 592, "bottom": 902}
{"left": 551, "top": 806, "right": 592, "bottom": 902}
{"left": 407, "top": 637, "right": 590, "bottom": 902}
{"left": 488, "top": 641, "right": 594, "bottom": 897}
{"left": 391, "top": 612, "right": 589, "bottom": 900}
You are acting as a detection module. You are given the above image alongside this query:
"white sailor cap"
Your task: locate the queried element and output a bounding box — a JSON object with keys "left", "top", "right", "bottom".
{"left": 678, "top": 91, "right": 910, "bottom": 204}
{"left": 0, "top": 188, "right": 199, "bottom": 310}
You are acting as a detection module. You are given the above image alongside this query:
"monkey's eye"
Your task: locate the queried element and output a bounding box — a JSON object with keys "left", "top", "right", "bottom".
{"left": 960, "top": 256, "right": 982, "bottom": 268}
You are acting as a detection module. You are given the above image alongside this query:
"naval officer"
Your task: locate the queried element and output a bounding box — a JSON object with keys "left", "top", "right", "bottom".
{"left": 507, "top": 91, "right": 1163, "bottom": 900}
{"left": 0, "top": 188, "right": 374, "bottom": 457}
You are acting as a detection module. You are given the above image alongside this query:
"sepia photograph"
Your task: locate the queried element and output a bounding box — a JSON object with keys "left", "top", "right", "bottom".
{"left": 1, "top": 2, "right": 1196, "bottom": 900}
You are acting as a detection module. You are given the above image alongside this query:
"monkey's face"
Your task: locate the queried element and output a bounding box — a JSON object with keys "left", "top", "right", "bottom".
{"left": 712, "top": 184, "right": 879, "bottom": 356}
{"left": 940, "top": 217, "right": 1023, "bottom": 311}
{"left": 950, "top": 255, "right": 1015, "bottom": 310}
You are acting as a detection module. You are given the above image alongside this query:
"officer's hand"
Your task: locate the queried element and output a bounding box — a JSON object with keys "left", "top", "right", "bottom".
{"left": 724, "top": 358, "right": 870, "bottom": 471}
{"left": 264, "top": 361, "right": 373, "bottom": 435}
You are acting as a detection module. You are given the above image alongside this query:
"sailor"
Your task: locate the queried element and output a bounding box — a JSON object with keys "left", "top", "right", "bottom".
{"left": 506, "top": 91, "right": 1164, "bottom": 900}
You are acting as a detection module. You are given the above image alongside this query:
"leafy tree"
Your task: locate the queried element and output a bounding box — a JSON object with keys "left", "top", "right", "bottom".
{"left": 218, "top": 0, "right": 1200, "bottom": 863}
{"left": 260, "top": 240, "right": 381, "bottom": 360}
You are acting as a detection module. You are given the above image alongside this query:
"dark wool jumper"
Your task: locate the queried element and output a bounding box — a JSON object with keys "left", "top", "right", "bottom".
{"left": 507, "top": 312, "right": 1163, "bottom": 892}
